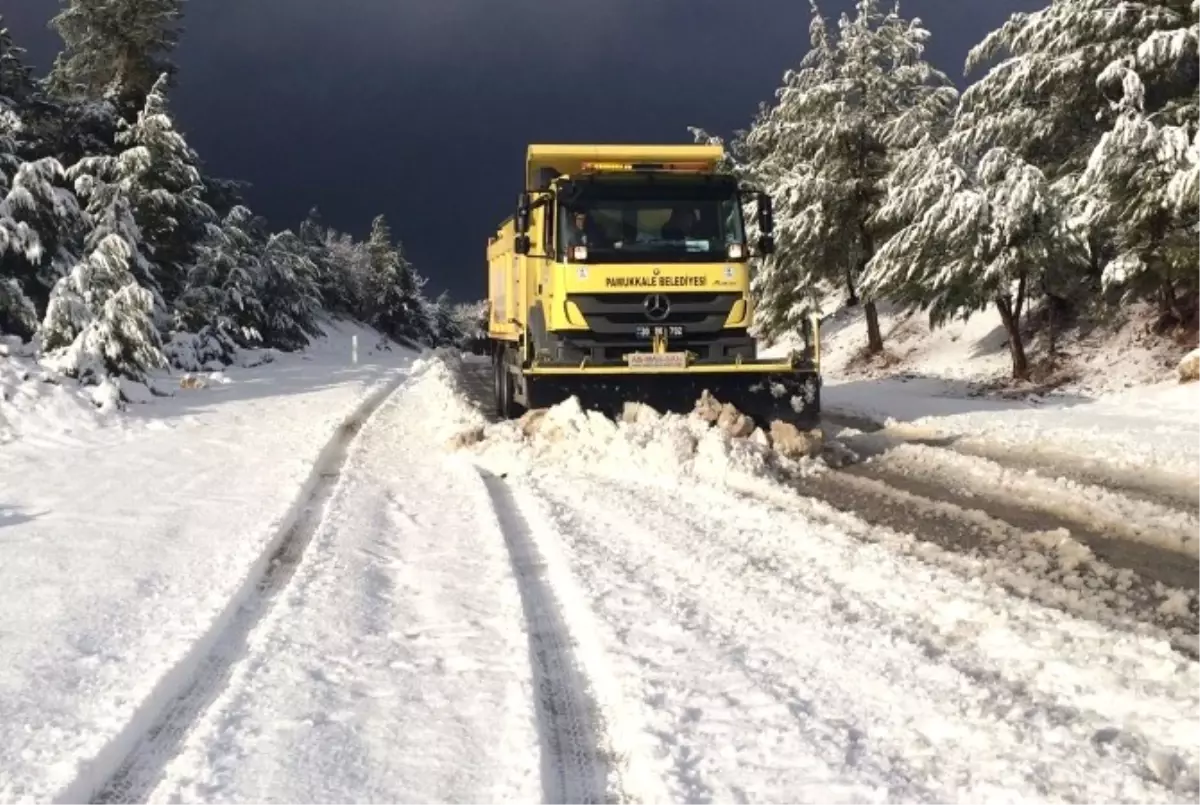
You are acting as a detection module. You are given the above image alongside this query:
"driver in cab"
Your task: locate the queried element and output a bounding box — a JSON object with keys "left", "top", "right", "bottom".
{"left": 563, "top": 209, "right": 607, "bottom": 251}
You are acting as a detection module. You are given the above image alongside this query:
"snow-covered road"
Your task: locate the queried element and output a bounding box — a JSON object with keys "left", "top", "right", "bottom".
{"left": 87, "top": 352, "right": 1198, "bottom": 804}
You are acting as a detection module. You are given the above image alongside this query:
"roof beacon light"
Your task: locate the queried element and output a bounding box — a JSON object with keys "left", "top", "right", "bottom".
{"left": 578, "top": 161, "right": 711, "bottom": 173}
{"left": 580, "top": 161, "right": 632, "bottom": 172}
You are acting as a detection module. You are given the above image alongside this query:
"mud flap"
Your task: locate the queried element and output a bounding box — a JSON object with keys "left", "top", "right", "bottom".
{"left": 523, "top": 370, "right": 821, "bottom": 430}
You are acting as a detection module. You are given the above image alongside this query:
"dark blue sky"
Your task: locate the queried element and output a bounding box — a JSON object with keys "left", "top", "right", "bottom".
{"left": 4, "top": 0, "right": 1040, "bottom": 302}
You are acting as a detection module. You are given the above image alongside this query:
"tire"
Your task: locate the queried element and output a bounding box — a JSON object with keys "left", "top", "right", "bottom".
{"left": 494, "top": 346, "right": 519, "bottom": 420}
{"left": 493, "top": 347, "right": 505, "bottom": 419}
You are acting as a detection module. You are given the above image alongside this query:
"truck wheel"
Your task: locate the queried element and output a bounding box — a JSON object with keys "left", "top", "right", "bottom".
{"left": 494, "top": 348, "right": 518, "bottom": 420}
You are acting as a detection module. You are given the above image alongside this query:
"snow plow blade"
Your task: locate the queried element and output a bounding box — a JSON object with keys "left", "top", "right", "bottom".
{"left": 518, "top": 361, "right": 821, "bottom": 430}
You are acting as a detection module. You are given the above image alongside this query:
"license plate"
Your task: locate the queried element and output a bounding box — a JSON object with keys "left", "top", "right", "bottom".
{"left": 627, "top": 352, "right": 688, "bottom": 369}
{"left": 634, "top": 325, "right": 685, "bottom": 339}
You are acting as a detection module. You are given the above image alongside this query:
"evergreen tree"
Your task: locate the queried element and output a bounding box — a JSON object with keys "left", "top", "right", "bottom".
{"left": 200, "top": 173, "right": 248, "bottom": 220}
{"left": 257, "top": 228, "right": 323, "bottom": 350}
{"left": 297, "top": 206, "right": 353, "bottom": 315}
{"left": 323, "top": 228, "right": 370, "bottom": 316}
{"left": 863, "top": 146, "right": 1088, "bottom": 379}
{"left": 114, "top": 73, "right": 214, "bottom": 306}
{"left": 1074, "top": 2, "right": 1198, "bottom": 327}
{"left": 173, "top": 205, "right": 266, "bottom": 355}
{"left": 48, "top": 0, "right": 184, "bottom": 117}
{"left": 41, "top": 188, "right": 164, "bottom": 383}
{"left": 0, "top": 157, "right": 86, "bottom": 320}
{"left": 364, "top": 213, "right": 432, "bottom": 343}
{"left": 0, "top": 18, "right": 35, "bottom": 106}
{"left": 428, "top": 290, "right": 460, "bottom": 347}
{"left": 724, "top": 0, "right": 957, "bottom": 350}
{"left": 954, "top": 0, "right": 1198, "bottom": 317}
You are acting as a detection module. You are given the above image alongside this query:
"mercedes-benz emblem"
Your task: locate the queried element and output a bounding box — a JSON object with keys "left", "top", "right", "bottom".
{"left": 643, "top": 293, "right": 670, "bottom": 321}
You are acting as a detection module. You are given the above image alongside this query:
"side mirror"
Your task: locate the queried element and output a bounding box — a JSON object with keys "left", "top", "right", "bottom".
{"left": 515, "top": 193, "right": 531, "bottom": 235}
{"left": 757, "top": 191, "right": 774, "bottom": 235}
{"left": 757, "top": 234, "right": 775, "bottom": 256}
{"left": 514, "top": 234, "right": 531, "bottom": 255}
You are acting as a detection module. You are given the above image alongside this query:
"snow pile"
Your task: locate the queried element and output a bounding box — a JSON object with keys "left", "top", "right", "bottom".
{"left": 1178, "top": 347, "right": 1199, "bottom": 383}
{"left": 410, "top": 353, "right": 831, "bottom": 491}
{"left": 406, "top": 348, "right": 490, "bottom": 446}
{"left": 0, "top": 335, "right": 116, "bottom": 444}
{"left": 469, "top": 395, "right": 831, "bottom": 494}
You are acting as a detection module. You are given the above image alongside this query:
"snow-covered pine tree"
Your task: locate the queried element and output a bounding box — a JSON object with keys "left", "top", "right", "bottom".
{"left": 200, "top": 174, "right": 249, "bottom": 220}
{"left": 171, "top": 205, "right": 267, "bottom": 363}
{"left": 428, "top": 290, "right": 461, "bottom": 347}
{"left": 66, "top": 141, "right": 163, "bottom": 316}
{"left": 0, "top": 140, "right": 42, "bottom": 333}
{"left": 47, "top": 0, "right": 183, "bottom": 118}
{"left": 40, "top": 188, "right": 164, "bottom": 383}
{"left": 732, "top": 0, "right": 958, "bottom": 351}
{"left": 323, "top": 228, "right": 370, "bottom": 317}
{"left": 0, "top": 18, "right": 35, "bottom": 106}
{"left": 0, "top": 157, "right": 86, "bottom": 329}
{"left": 0, "top": 36, "right": 86, "bottom": 338}
{"left": 365, "top": 215, "right": 429, "bottom": 345}
{"left": 113, "top": 73, "right": 214, "bottom": 308}
{"left": 400, "top": 255, "right": 436, "bottom": 346}
{"left": 863, "top": 146, "right": 1088, "bottom": 380}
{"left": 1075, "top": 2, "right": 1198, "bottom": 327}
{"left": 257, "top": 228, "right": 324, "bottom": 350}
{"left": 451, "top": 299, "right": 489, "bottom": 352}
{"left": 298, "top": 206, "right": 353, "bottom": 315}
{"left": 955, "top": 0, "right": 1198, "bottom": 316}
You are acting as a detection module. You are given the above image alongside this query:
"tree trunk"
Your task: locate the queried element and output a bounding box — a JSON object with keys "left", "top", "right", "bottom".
{"left": 864, "top": 300, "right": 884, "bottom": 355}
{"left": 995, "top": 295, "right": 1029, "bottom": 381}
{"left": 844, "top": 269, "right": 860, "bottom": 307}
{"left": 857, "top": 227, "right": 884, "bottom": 354}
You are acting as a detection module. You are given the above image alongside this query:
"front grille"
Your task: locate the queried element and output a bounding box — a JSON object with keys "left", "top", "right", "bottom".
{"left": 549, "top": 329, "right": 756, "bottom": 363}
{"left": 567, "top": 292, "right": 739, "bottom": 335}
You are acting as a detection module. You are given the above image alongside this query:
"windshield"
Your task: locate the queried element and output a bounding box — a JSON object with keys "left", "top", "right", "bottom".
{"left": 557, "top": 176, "right": 745, "bottom": 263}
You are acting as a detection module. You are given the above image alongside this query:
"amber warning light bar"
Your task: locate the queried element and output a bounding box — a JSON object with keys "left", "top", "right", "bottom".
{"left": 579, "top": 161, "right": 710, "bottom": 173}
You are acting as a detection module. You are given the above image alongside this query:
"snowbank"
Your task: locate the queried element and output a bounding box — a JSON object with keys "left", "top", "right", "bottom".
{"left": 1, "top": 318, "right": 398, "bottom": 447}
{"left": 0, "top": 335, "right": 116, "bottom": 445}
{"left": 0, "top": 320, "right": 412, "bottom": 804}
{"left": 407, "top": 350, "right": 831, "bottom": 494}
{"left": 768, "top": 298, "right": 1191, "bottom": 397}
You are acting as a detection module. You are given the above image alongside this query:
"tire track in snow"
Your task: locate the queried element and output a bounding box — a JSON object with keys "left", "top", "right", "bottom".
{"left": 86, "top": 373, "right": 407, "bottom": 805}
{"left": 482, "top": 469, "right": 613, "bottom": 803}
{"left": 479, "top": 469, "right": 666, "bottom": 805}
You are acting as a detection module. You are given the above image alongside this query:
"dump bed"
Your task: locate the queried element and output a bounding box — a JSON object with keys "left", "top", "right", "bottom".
{"left": 486, "top": 217, "right": 522, "bottom": 343}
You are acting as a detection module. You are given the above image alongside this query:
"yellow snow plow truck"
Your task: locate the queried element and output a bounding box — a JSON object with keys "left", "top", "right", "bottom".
{"left": 486, "top": 143, "right": 820, "bottom": 428}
